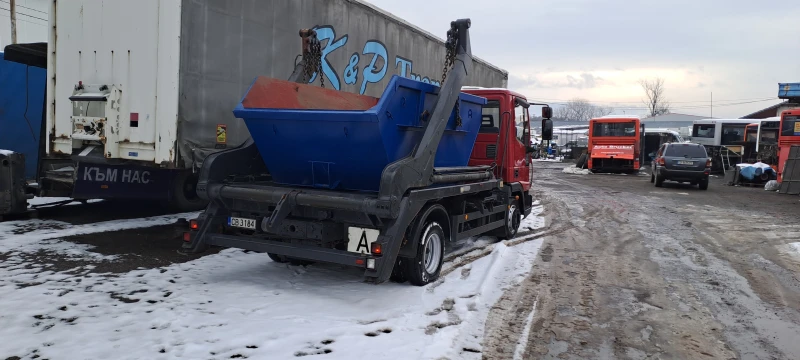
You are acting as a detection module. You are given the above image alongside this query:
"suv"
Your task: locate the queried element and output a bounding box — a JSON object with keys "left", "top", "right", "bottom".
{"left": 651, "top": 142, "right": 711, "bottom": 190}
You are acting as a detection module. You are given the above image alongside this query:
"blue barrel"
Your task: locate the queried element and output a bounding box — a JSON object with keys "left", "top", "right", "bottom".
{"left": 233, "top": 75, "right": 486, "bottom": 192}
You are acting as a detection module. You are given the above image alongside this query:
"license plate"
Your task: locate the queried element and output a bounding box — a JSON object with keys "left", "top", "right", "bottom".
{"left": 347, "top": 227, "right": 379, "bottom": 254}
{"left": 678, "top": 160, "right": 693, "bottom": 165}
{"left": 228, "top": 216, "right": 256, "bottom": 230}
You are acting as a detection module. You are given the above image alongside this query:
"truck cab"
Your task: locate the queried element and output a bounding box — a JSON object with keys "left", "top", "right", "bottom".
{"left": 462, "top": 87, "right": 535, "bottom": 192}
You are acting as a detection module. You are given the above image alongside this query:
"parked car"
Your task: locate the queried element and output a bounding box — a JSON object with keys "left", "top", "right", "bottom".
{"left": 651, "top": 142, "right": 711, "bottom": 190}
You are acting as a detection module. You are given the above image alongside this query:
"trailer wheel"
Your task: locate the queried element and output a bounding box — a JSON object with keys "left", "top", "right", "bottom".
{"left": 171, "top": 171, "right": 208, "bottom": 212}
{"left": 404, "top": 221, "right": 445, "bottom": 286}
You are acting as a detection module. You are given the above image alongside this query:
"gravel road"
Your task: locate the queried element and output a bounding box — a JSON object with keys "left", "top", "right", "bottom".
{"left": 483, "top": 161, "right": 800, "bottom": 360}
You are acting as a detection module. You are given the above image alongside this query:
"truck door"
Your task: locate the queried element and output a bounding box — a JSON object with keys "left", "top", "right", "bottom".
{"left": 512, "top": 99, "right": 531, "bottom": 188}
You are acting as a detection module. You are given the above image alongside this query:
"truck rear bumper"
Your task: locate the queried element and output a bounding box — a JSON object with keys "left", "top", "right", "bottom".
{"left": 203, "top": 233, "right": 384, "bottom": 269}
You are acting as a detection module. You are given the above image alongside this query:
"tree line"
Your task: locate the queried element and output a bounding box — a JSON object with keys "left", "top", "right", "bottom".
{"left": 551, "top": 77, "right": 671, "bottom": 121}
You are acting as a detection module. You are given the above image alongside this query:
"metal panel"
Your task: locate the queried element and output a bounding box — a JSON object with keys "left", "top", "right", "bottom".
{"left": 778, "top": 145, "right": 800, "bottom": 195}
{"left": 0, "top": 52, "right": 47, "bottom": 180}
{"left": 176, "top": 0, "right": 508, "bottom": 169}
{"left": 47, "top": 0, "right": 181, "bottom": 164}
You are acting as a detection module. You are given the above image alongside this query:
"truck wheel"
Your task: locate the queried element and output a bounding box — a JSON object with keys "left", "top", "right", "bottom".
{"left": 171, "top": 171, "right": 208, "bottom": 212}
{"left": 500, "top": 203, "right": 521, "bottom": 240}
{"left": 404, "top": 221, "right": 445, "bottom": 286}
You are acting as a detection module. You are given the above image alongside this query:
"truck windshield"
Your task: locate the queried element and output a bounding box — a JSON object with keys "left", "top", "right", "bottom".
{"left": 592, "top": 121, "right": 636, "bottom": 137}
{"left": 665, "top": 145, "right": 707, "bottom": 158}
{"left": 781, "top": 116, "right": 800, "bottom": 136}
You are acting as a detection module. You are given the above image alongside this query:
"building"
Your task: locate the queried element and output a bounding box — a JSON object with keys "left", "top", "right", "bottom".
{"left": 740, "top": 101, "right": 799, "bottom": 119}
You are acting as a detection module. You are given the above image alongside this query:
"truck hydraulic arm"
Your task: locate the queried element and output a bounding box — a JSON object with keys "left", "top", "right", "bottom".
{"left": 378, "top": 19, "right": 474, "bottom": 215}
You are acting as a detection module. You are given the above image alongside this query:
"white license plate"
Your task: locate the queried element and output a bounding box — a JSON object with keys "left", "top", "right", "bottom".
{"left": 347, "top": 227, "right": 379, "bottom": 254}
{"left": 678, "top": 161, "right": 693, "bottom": 165}
{"left": 228, "top": 216, "right": 256, "bottom": 230}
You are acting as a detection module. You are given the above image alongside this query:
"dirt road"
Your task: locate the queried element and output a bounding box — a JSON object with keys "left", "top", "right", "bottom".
{"left": 484, "top": 162, "right": 800, "bottom": 360}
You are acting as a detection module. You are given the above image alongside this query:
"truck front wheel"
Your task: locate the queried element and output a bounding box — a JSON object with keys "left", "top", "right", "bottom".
{"left": 500, "top": 203, "right": 521, "bottom": 240}
{"left": 404, "top": 221, "right": 445, "bottom": 286}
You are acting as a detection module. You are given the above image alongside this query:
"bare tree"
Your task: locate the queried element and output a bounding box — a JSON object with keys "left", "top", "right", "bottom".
{"left": 554, "top": 98, "right": 614, "bottom": 122}
{"left": 639, "top": 77, "right": 671, "bottom": 117}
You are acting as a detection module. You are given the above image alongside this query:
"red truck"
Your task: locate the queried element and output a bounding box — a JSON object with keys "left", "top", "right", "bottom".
{"left": 587, "top": 115, "right": 644, "bottom": 174}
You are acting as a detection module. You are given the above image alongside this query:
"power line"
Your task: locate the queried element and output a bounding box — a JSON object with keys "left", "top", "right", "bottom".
{"left": 0, "top": 0, "right": 46, "bottom": 14}
{"left": 0, "top": 6, "right": 47, "bottom": 22}
{"left": 528, "top": 96, "right": 776, "bottom": 105}
{"left": 0, "top": 12, "right": 44, "bottom": 26}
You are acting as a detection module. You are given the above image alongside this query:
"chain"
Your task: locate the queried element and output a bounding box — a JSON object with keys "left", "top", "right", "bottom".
{"left": 303, "top": 35, "right": 325, "bottom": 88}
{"left": 442, "top": 25, "right": 461, "bottom": 127}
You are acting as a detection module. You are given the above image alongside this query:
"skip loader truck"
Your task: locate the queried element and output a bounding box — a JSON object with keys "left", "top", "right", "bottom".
{"left": 182, "top": 19, "right": 554, "bottom": 286}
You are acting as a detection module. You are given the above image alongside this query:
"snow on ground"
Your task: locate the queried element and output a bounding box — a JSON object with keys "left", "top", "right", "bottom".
{"left": 533, "top": 156, "right": 564, "bottom": 162}
{"left": 0, "top": 205, "right": 546, "bottom": 359}
{"left": 27, "top": 196, "right": 104, "bottom": 208}
{"left": 562, "top": 166, "right": 591, "bottom": 175}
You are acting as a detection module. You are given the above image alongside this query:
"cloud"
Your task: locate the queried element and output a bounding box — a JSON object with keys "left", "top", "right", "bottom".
{"left": 365, "top": 0, "right": 800, "bottom": 117}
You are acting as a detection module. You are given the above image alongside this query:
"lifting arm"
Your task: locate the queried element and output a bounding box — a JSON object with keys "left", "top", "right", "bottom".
{"left": 377, "top": 19, "right": 474, "bottom": 215}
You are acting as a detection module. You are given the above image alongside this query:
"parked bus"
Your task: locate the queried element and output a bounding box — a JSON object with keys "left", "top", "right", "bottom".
{"left": 587, "top": 115, "right": 644, "bottom": 173}
{"left": 778, "top": 109, "right": 800, "bottom": 182}
{"left": 739, "top": 117, "right": 780, "bottom": 166}
{"left": 691, "top": 119, "right": 755, "bottom": 172}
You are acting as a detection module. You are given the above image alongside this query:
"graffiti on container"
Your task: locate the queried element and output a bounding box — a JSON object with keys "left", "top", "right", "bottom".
{"left": 307, "top": 25, "right": 441, "bottom": 95}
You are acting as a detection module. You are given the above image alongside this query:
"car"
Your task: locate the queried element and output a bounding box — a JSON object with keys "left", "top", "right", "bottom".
{"left": 651, "top": 142, "right": 711, "bottom": 190}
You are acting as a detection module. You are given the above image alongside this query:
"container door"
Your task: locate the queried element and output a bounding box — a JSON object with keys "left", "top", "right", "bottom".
{"left": 49, "top": 0, "right": 180, "bottom": 164}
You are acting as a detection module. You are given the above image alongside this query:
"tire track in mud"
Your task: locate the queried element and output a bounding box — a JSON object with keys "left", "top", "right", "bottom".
{"left": 482, "top": 182, "right": 738, "bottom": 360}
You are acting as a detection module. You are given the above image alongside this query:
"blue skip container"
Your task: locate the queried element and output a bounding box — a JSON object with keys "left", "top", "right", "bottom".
{"left": 233, "top": 75, "right": 486, "bottom": 192}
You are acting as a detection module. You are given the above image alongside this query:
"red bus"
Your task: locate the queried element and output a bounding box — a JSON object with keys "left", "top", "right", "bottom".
{"left": 778, "top": 109, "right": 800, "bottom": 182}
{"left": 587, "top": 116, "right": 644, "bottom": 174}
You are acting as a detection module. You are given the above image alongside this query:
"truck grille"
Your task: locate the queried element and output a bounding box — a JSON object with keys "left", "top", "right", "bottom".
{"left": 486, "top": 144, "right": 497, "bottom": 158}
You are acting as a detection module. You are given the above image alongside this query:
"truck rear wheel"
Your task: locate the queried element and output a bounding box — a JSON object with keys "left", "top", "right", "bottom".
{"left": 404, "top": 221, "right": 445, "bottom": 286}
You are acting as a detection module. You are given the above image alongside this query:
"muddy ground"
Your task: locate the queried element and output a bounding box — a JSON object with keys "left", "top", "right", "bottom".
{"left": 483, "top": 161, "right": 800, "bottom": 360}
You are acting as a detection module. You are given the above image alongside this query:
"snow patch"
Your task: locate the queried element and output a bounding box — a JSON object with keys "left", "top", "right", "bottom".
{"left": 0, "top": 203, "right": 548, "bottom": 360}
{"left": 562, "top": 166, "right": 591, "bottom": 175}
{"left": 0, "top": 149, "right": 14, "bottom": 155}
{"left": 0, "top": 212, "right": 198, "bottom": 261}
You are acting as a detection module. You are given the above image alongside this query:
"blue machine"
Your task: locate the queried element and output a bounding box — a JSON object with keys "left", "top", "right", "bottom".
{"left": 778, "top": 83, "right": 800, "bottom": 100}
{"left": 0, "top": 52, "right": 47, "bottom": 181}
{"left": 234, "top": 75, "right": 486, "bottom": 192}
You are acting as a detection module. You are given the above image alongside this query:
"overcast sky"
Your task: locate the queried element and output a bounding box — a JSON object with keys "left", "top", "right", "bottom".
{"left": 367, "top": 0, "right": 800, "bottom": 118}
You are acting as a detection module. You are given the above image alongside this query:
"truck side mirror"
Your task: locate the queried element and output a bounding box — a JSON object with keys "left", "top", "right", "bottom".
{"left": 541, "top": 119, "right": 553, "bottom": 141}
{"left": 542, "top": 106, "right": 553, "bottom": 119}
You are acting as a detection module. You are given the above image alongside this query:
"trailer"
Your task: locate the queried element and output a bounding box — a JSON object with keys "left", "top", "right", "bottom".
{"left": 4, "top": 0, "right": 509, "bottom": 216}
{"left": 182, "top": 19, "right": 554, "bottom": 286}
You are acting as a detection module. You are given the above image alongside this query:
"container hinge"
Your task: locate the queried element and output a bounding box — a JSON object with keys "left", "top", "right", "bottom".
{"left": 264, "top": 190, "right": 300, "bottom": 233}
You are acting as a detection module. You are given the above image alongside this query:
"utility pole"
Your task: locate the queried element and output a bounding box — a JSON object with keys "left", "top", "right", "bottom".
{"left": 10, "top": 0, "right": 17, "bottom": 44}
{"left": 710, "top": 91, "right": 713, "bottom": 118}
